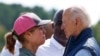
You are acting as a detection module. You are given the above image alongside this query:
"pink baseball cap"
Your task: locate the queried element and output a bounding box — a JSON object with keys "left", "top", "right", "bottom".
{"left": 13, "top": 12, "right": 51, "bottom": 36}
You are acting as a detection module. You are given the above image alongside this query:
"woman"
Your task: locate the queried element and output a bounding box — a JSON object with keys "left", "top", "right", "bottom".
{"left": 0, "top": 12, "right": 50, "bottom": 56}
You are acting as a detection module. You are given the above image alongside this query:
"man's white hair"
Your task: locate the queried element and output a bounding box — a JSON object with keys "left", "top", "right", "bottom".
{"left": 69, "top": 7, "right": 90, "bottom": 27}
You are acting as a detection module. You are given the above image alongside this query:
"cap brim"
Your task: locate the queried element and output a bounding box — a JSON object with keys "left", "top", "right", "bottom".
{"left": 38, "top": 20, "right": 51, "bottom": 26}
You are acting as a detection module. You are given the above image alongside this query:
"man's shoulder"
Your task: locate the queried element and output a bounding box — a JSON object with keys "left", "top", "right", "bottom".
{"left": 38, "top": 39, "right": 51, "bottom": 49}
{"left": 42, "top": 38, "right": 51, "bottom": 45}
{"left": 36, "top": 39, "right": 52, "bottom": 56}
{"left": 84, "top": 37, "right": 100, "bottom": 50}
{"left": 75, "top": 49, "right": 92, "bottom": 56}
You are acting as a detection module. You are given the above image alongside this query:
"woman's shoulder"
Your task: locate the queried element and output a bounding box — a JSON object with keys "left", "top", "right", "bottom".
{"left": 19, "top": 48, "right": 35, "bottom": 56}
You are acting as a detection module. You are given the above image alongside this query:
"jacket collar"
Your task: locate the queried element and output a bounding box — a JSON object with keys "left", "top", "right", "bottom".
{"left": 64, "top": 28, "right": 93, "bottom": 55}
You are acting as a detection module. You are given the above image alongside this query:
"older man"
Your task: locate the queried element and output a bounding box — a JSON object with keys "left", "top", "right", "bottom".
{"left": 62, "top": 7, "right": 100, "bottom": 56}
{"left": 36, "top": 10, "right": 67, "bottom": 56}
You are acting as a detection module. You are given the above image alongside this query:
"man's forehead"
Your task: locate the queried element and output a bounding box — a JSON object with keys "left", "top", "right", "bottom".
{"left": 63, "top": 10, "right": 71, "bottom": 20}
{"left": 64, "top": 10, "right": 71, "bottom": 16}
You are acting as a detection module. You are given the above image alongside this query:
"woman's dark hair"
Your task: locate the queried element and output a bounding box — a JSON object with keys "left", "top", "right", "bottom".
{"left": 4, "top": 30, "right": 25, "bottom": 54}
{"left": 4, "top": 32, "right": 16, "bottom": 54}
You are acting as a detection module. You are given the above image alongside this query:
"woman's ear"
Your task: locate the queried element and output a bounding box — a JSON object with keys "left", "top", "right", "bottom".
{"left": 24, "top": 31, "right": 32, "bottom": 39}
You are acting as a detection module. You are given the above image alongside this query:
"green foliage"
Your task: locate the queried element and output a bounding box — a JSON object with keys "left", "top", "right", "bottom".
{"left": 48, "top": 9, "right": 56, "bottom": 20}
{"left": 0, "top": 24, "right": 7, "bottom": 50}
{"left": 93, "top": 21, "right": 100, "bottom": 45}
{"left": 0, "top": 3, "right": 57, "bottom": 30}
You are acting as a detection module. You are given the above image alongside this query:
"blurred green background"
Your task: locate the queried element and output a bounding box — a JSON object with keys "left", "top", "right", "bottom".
{"left": 0, "top": 3, "right": 100, "bottom": 51}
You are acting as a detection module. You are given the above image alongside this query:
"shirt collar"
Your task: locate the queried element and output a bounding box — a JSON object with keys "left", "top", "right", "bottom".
{"left": 50, "top": 35, "right": 65, "bottom": 50}
{"left": 20, "top": 48, "right": 35, "bottom": 56}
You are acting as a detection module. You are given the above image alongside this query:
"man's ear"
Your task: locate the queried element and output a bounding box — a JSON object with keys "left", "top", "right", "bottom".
{"left": 75, "top": 17, "right": 82, "bottom": 27}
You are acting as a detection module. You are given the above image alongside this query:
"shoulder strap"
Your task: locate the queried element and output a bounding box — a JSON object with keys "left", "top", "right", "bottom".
{"left": 80, "top": 46, "right": 97, "bottom": 56}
